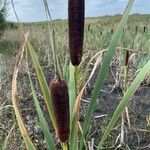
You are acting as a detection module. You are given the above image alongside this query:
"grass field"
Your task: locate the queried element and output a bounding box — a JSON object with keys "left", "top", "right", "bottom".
{"left": 0, "top": 13, "right": 150, "bottom": 149}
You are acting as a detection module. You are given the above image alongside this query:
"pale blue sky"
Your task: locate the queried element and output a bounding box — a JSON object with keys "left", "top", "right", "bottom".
{"left": 7, "top": 0, "right": 150, "bottom": 22}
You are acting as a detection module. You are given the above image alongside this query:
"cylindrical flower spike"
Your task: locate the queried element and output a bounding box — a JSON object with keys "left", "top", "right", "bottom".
{"left": 144, "top": 26, "right": 146, "bottom": 33}
{"left": 111, "top": 29, "right": 114, "bottom": 34}
{"left": 68, "top": 0, "right": 85, "bottom": 66}
{"left": 125, "top": 50, "right": 130, "bottom": 67}
{"left": 49, "top": 76, "right": 69, "bottom": 143}
{"left": 135, "top": 25, "right": 138, "bottom": 33}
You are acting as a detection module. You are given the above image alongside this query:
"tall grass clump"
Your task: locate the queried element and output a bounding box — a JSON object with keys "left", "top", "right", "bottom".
{"left": 11, "top": 0, "right": 150, "bottom": 149}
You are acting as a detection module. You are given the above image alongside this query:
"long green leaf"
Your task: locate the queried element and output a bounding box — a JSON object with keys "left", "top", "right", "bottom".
{"left": 69, "top": 63, "right": 76, "bottom": 119}
{"left": 79, "top": 0, "right": 134, "bottom": 149}
{"left": 69, "top": 63, "right": 78, "bottom": 150}
{"left": 27, "top": 42, "right": 56, "bottom": 129}
{"left": 29, "top": 74, "right": 55, "bottom": 150}
{"left": 98, "top": 57, "right": 150, "bottom": 149}
{"left": 70, "top": 113, "right": 78, "bottom": 150}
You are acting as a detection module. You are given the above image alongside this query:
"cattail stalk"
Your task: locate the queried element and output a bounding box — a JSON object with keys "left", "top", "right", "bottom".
{"left": 111, "top": 29, "right": 114, "bottom": 34}
{"left": 124, "top": 50, "right": 130, "bottom": 80}
{"left": 144, "top": 26, "right": 146, "bottom": 33}
{"left": 125, "top": 50, "right": 129, "bottom": 67}
{"left": 68, "top": 0, "right": 85, "bottom": 66}
{"left": 135, "top": 25, "right": 138, "bottom": 33}
{"left": 49, "top": 76, "right": 69, "bottom": 143}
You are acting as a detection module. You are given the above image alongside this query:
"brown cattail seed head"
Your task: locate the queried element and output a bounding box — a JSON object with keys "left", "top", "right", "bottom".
{"left": 111, "top": 29, "right": 114, "bottom": 34}
{"left": 49, "top": 77, "right": 69, "bottom": 143}
{"left": 68, "top": 0, "right": 85, "bottom": 66}
{"left": 125, "top": 50, "right": 130, "bottom": 66}
{"left": 144, "top": 26, "right": 146, "bottom": 33}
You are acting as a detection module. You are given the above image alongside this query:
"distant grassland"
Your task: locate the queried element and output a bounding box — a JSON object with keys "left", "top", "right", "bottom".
{"left": 0, "top": 14, "right": 150, "bottom": 79}
{"left": 1, "top": 14, "right": 150, "bottom": 55}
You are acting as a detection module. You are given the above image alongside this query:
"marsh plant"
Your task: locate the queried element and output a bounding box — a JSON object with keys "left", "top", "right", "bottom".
{"left": 8, "top": 0, "right": 150, "bottom": 149}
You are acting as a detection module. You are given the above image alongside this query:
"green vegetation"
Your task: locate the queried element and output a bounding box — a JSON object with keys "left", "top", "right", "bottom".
{"left": 1, "top": 1, "right": 150, "bottom": 149}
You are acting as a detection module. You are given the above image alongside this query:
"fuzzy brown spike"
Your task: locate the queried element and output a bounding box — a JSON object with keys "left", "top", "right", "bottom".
{"left": 68, "top": 0, "right": 85, "bottom": 66}
{"left": 49, "top": 77, "right": 69, "bottom": 143}
{"left": 125, "top": 50, "right": 130, "bottom": 67}
{"left": 144, "top": 26, "right": 146, "bottom": 33}
{"left": 111, "top": 29, "right": 114, "bottom": 34}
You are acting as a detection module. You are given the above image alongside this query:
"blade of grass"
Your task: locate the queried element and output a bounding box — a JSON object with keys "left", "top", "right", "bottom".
{"left": 27, "top": 41, "right": 56, "bottom": 129}
{"left": 63, "top": 58, "right": 69, "bottom": 82}
{"left": 11, "top": 33, "right": 36, "bottom": 150}
{"left": 69, "top": 63, "right": 78, "bottom": 150}
{"left": 98, "top": 56, "right": 150, "bottom": 149}
{"left": 78, "top": 122, "right": 88, "bottom": 150}
{"left": 43, "top": 0, "right": 56, "bottom": 69}
{"left": 43, "top": 0, "right": 62, "bottom": 76}
{"left": 28, "top": 71, "right": 55, "bottom": 150}
{"left": 79, "top": 0, "right": 134, "bottom": 149}
{"left": 69, "top": 63, "right": 76, "bottom": 119}
{"left": 70, "top": 112, "right": 78, "bottom": 150}
{"left": 2, "top": 124, "right": 15, "bottom": 150}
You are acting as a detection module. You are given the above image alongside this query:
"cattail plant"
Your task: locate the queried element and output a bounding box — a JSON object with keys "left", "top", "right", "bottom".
{"left": 120, "top": 49, "right": 131, "bottom": 145}
{"left": 144, "top": 26, "right": 146, "bottom": 33}
{"left": 135, "top": 25, "right": 138, "bottom": 33}
{"left": 125, "top": 50, "right": 130, "bottom": 67}
{"left": 11, "top": 1, "right": 138, "bottom": 149}
{"left": 49, "top": 76, "right": 70, "bottom": 143}
{"left": 111, "top": 28, "right": 114, "bottom": 34}
{"left": 68, "top": 0, "right": 85, "bottom": 66}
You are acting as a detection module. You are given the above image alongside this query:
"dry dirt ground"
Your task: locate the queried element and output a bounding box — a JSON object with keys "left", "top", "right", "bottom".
{"left": 0, "top": 53, "right": 150, "bottom": 150}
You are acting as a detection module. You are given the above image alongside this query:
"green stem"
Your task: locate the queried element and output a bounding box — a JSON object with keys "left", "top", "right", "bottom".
{"left": 74, "top": 66, "right": 78, "bottom": 95}
{"left": 61, "top": 142, "right": 68, "bottom": 150}
{"left": 123, "top": 66, "right": 128, "bottom": 93}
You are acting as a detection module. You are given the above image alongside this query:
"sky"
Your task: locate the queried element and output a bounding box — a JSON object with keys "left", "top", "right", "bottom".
{"left": 7, "top": 0, "right": 150, "bottom": 22}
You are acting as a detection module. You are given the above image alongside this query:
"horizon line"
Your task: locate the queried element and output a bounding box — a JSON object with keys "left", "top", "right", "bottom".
{"left": 6, "top": 13, "right": 150, "bottom": 23}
